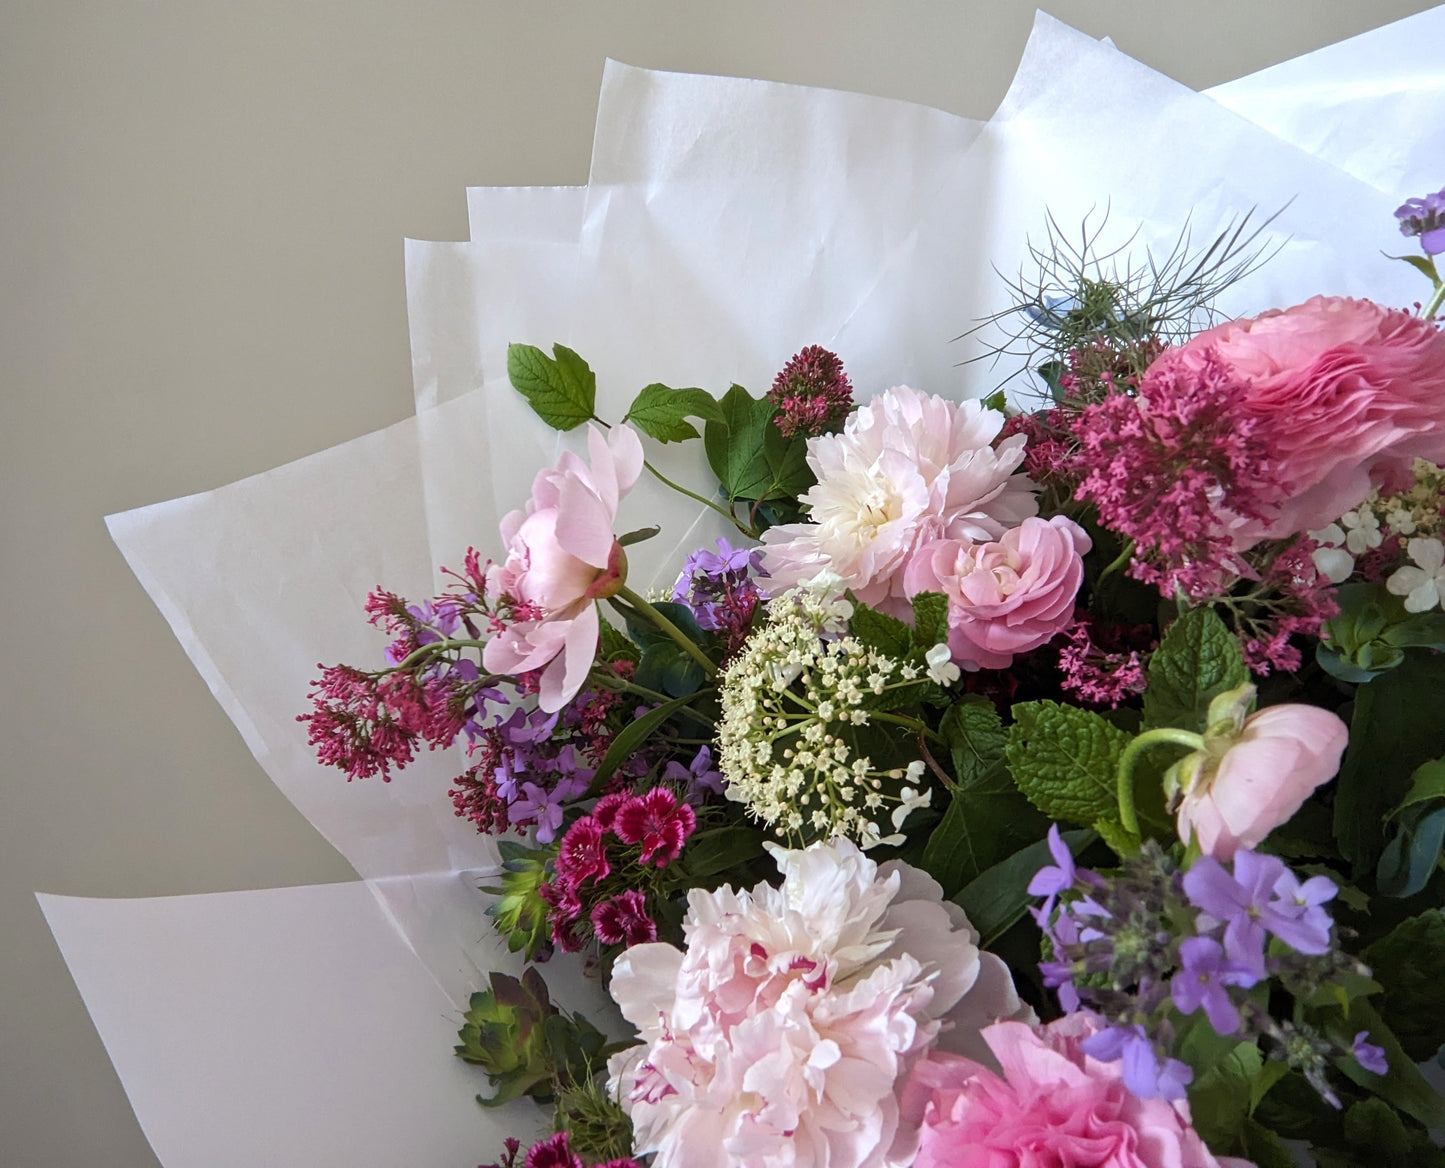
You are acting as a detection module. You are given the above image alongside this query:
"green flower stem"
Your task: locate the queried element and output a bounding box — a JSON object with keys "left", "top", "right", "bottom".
{"left": 1115, "top": 727, "right": 1205, "bottom": 836}
{"left": 1096, "top": 537, "right": 1136, "bottom": 585}
{"left": 1424, "top": 280, "right": 1445, "bottom": 323}
{"left": 589, "top": 670, "right": 717, "bottom": 726}
{"left": 614, "top": 586, "right": 718, "bottom": 677}
{"left": 642, "top": 458, "right": 757, "bottom": 538}
{"left": 868, "top": 710, "right": 947, "bottom": 746}
{"left": 389, "top": 638, "right": 492, "bottom": 673}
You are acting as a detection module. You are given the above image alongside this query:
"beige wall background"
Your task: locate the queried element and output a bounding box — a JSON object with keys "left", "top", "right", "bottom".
{"left": 2, "top": 2, "right": 1437, "bottom": 1164}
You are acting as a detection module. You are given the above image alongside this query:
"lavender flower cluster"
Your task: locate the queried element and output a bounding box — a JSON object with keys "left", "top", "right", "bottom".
{"left": 1030, "top": 827, "right": 1385, "bottom": 1106}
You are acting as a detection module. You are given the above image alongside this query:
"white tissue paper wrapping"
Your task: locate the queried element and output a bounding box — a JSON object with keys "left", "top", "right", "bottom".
{"left": 46, "top": 8, "right": 1445, "bottom": 1166}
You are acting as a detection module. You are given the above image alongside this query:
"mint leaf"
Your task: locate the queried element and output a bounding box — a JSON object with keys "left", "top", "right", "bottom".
{"left": 850, "top": 600, "right": 913, "bottom": 660}
{"left": 1364, "top": 910, "right": 1445, "bottom": 1061}
{"left": 911, "top": 591, "right": 949, "bottom": 649}
{"left": 1142, "top": 607, "right": 1248, "bottom": 733}
{"left": 1006, "top": 700, "right": 1132, "bottom": 826}
{"left": 506, "top": 342, "right": 597, "bottom": 431}
{"left": 623, "top": 383, "right": 723, "bottom": 444}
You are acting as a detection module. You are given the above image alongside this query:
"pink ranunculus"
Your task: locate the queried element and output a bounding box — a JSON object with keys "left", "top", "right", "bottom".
{"left": 1176, "top": 703, "right": 1348, "bottom": 862}
{"left": 903, "top": 515, "right": 1091, "bottom": 671}
{"left": 483, "top": 424, "right": 644, "bottom": 712}
{"left": 901, "top": 1015, "right": 1247, "bottom": 1168}
{"left": 760, "top": 386, "right": 1038, "bottom": 618}
{"left": 1169, "top": 296, "right": 1445, "bottom": 540}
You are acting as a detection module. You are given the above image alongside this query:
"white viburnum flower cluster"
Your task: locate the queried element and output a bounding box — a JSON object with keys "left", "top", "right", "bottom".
{"left": 717, "top": 584, "right": 929, "bottom": 848}
{"left": 1310, "top": 458, "right": 1445, "bottom": 584}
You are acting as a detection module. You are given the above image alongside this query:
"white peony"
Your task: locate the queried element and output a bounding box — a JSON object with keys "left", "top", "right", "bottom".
{"left": 760, "top": 387, "right": 1037, "bottom": 618}
{"left": 606, "top": 838, "right": 1030, "bottom": 1168}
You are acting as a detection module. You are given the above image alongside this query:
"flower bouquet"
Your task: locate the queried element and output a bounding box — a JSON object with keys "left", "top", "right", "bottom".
{"left": 41, "top": 9, "right": 1445, "bottom": 1168}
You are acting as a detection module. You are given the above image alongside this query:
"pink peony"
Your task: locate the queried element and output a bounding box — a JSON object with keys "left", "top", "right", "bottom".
{"left": 901, "top": 1015, "right": 1249, "bottom": 1168}
{"left": 1174, "top": 701, "right": 1348, "bottom": 862}
{"left": 903, "top": 515, "right": 1091, "bottom": 671}
{"left": 483, "top": 424, "right": 644, "bottom": 712}
{"left": 760, "top": 387, "right": 1038, "bottom": 618}
{"left": 1170, "top": 296, "right": 1445, "bottom": 540}
{"left": 606, "top": 839, "right": 1030, "bottom": 1168}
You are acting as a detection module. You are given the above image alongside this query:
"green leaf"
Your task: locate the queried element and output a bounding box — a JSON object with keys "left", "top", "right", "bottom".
{"left": 506, "top": 342, "right": 597, "bottom": 431}
{"left": 850, "top": 600, "right": 913, "bottom": 660}
{"left": 940, "top": 699, "right": 1007, "bottom": 787}
{"left": 623, "top": 383, "right": 724, "bottom": 443}
{"left": 1325, "top": 999, "right": 1445, "bottom": 1129}
{"left": 1334, "top": 651, "right": 1445, "bottom": 872}
{"left": 680, "top": 825, "right": 769, "bottom": 882}
{"left": 597, "top": 614, "right": 639, "bottom": 664}
{"left": 1092, "top": 816, "right": 1140, "bottom": 858}
{"left": 920, "top": 769, "right": 1049, "bottom": 896}
{"left": 910, "top": 591, "right": 950, "bottom": 650}
{"left": 1142, "top": 607, "right": 1248, "bottom": 733}
{"left": 1376, "top": 802, "right": 1445, "bottom": 898}
{"left": 1006, "top": 700, "right": 1133, "bottom": 826}
{"left": 1387, "top": 758, "right": 1445, "bottom": 820}
{"left": 1387, "top": 251, "right": 1441, "bottom": 283}
{"left": 1342, "top": 1098, "right": 1412, "bottom": 1160}
{"left": 1187, "top": 1041, "right": 1263, "bottom": 1150}
{"left": 1239, "top": 1117, "right": 1299, "bottom": 1168}
{"left": 1364, "top": 909, "right": 1445, "bottom": 1061}
{"left": 587, "top": 693, "right": 702, "bottom": 794}
{"left": 701, "top": 383, "right": 813, "bottom": 507}
{"left": 952, "top": 828, "right": 1094, "bottom": 946}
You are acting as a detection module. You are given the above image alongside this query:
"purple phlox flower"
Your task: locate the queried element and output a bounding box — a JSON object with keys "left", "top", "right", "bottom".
{"left": 1183, "top": 850, "right": 1335, "bottom": 979}
{"left": 1397, "top": 187, "right": 1445, "bottom": 255}
{"left": 551, "top": 743, "right": 596, "bottom": 787}
{"left": 1035, "top": 907, "right": 1082, "bottom": 1013}
{"left": 672, "top": 538, "right": 762, "bottom": 633}
{"left": 664, "top": 745, "right": 725, "bottom": 804}
{"left": 509, "top": 781, "right": 566, "bottom": 840}
{"left": 1079, "top": 1022, "right": 1193, "bottom": 1101}
{"left": 1353, "top": 1031, "right": 1388, "bottom": 1076}
{"left": 1171, "top": 936, "right": 1255, "bottom": 1035}
{"left": 500, "top": 706, "right": 560, "bottom": 746}
{"left": 1028, "top": 824, "right": 1080, "bottom": 918}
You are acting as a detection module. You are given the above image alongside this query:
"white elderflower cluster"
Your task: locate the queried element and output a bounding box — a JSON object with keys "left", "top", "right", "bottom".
{"left": 716, "top": 584, "right": 931, "bottom": 849}
{"left": 1310, "top": 459, "right": 1445, "bottom": 583}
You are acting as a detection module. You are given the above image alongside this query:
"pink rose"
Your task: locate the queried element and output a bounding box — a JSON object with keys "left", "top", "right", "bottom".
{"left": 1169, "top": 296, "right": 1445, "bottom": 539}
{"left": 483, "top": 424, "right": 643, "bottom": 712}
{"left": 901, "top": 1016, "right": 1245, "bottom": 1168}
{"left": 1175, "top": 703, "right": 1348, "bottom": 862}
{"left": 903, "top": 515, "right": 1091, "bottom": 670}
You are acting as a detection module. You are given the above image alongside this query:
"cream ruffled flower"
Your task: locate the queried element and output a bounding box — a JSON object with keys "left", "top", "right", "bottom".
{"left": 760, "top": 387, "right": 1037, "bottom": 617}
{"left": 606, "top": 839, "right": 1030, "bottom": 1168}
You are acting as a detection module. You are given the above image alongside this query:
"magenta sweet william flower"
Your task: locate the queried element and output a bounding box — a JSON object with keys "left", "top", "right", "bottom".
{"left": 901, "top": 1015, "right": 1249, "bottom": 1168}
{"left": 1168, "top": 296, "right": 1445, "bottom": 541}
{"left": 591, "top": 889, "right": 657, "bottom": 946}
{"left": 483, "top": 424, "right": 644, "bottom": 713}
{"left": 555, "top": 815, "right": 610, "bottom": 889}
{"left": 903, "top": 515, "right": 1090, "bottom": 670}
{"left": 613, "top": 788, "right": 696, "bottom": 867}
{"left": 522, "top": 1132, "right": 582, "bottom": 1168}
{"left": 1172, "top": 697, "right": 1348, "bottom": 862}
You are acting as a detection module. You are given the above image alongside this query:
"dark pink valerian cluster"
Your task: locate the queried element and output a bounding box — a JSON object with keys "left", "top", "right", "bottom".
{"left": 766, "top": 344, "right": 854, "bottom": 438}
{"left": 997, "top": 406, "right": 1078, "bottom": 497}
{"left": 1069, "top": 348, "right": 1285, "bottom": 601}
{"left": 1233, "top": 538, "right": 1340, "bottom": 674}
{"left": 1056, "top": 615, "right": 1153, "bottom": 708}
{"left": 539, "top": 788, "right": 696, "bottom": 952}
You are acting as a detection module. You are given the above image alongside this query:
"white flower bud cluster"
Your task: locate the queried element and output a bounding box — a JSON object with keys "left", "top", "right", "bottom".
{"left": 716, "top": 586, "right": 925, "bottom": 849}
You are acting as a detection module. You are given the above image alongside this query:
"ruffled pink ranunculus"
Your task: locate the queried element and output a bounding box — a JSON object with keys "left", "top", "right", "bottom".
{"left": 1176, "top": 703, "right": 1348, "bottom": 862}
{"left": 483, "top": 424, "right": 643, "bottom": 712}
{"left": 760, "top": 386, "right": 1038, "bottom": 618}
{"left": 1169, "top": 296, "right": 1445, "bottom": 539}
{"left": 901, "top": 1016, "right": 1247, "bottom": 1168}
{"left": 903, "top": 515, "right": 1091, "bottom": 670}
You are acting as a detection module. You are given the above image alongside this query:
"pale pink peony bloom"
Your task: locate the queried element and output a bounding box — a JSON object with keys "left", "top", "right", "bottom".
{"left": 903, "top": 515, "right": 1091, "bottom": 670}
{"left": 483, "top": 424, "right": 644, "bottom": 712}
{"left": 606, "top": 839, "right": 1030, "bottom": 1168}
{"left": 1175, "top": 702, "right": 1348, "bottom": 862}
{"left": 760, "top": 387, "right": 1038, "bottom": 618}
{"left": 901, "top": 1015, "right": 1248, "bottom": 1168}
{"left": 1169, "top": 296, "right": 1445, "bottom": 541}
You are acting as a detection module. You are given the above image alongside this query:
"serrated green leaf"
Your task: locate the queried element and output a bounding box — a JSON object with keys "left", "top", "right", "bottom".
{"left": 1142, "top": 607, "right": 1248, "bottom": 733}
{"left": 911, "top": 591, "right": 949, "bottom": 649}
{"left": 506, "top": 342, "right": 596, "bottom": 430}
{"left": 1006, "top": 700, "right": 1132, "bottom": 826}
{"left": 1364, "top": 909, "right": 1445, "bottom": 1061}
{"left": 952, "top": 828, "right": 1094, "bottom": 947}
{"left": 1092, "top": 816, "right": 1140, "bottom": 857}
{"left": 623, "top": 383, "right": 724, "bottom": 443}
{"left": 1188, "top": 1042, "right": 1263, "bottom": 1150}
{"left": 940, "top": 699, "right": 1007, "bottom": 787}
{"left": 701, "top": 383, "right": 813, "bottom": 506}
{"left": 850, "top": 601, "right": 913, "bottom": 660}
